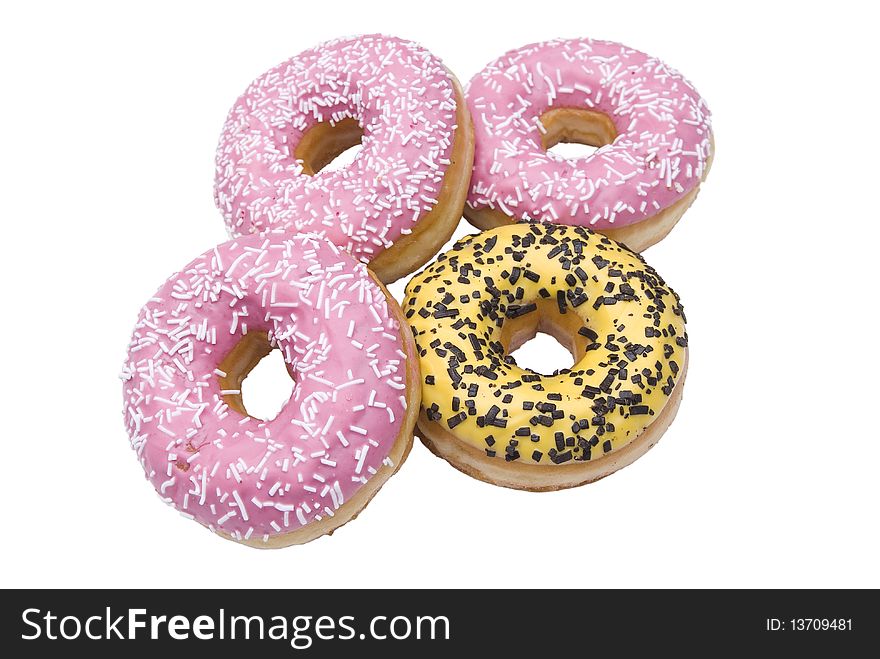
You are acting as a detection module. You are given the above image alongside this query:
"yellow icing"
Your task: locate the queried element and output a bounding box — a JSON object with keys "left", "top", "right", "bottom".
{"left": 403, "top": 223, "right": 687, "bottom": 465}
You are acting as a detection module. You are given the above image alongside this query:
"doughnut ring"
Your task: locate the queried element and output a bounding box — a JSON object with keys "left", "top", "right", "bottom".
{"left": 214, "top": 34, "right": 474, "bottom": 283}
{"left": 465, "top": 38, "right": 713, "bottom": 252}
{"left": 403, "top": 223, "right": 687, "bottom": 491}
{"left": 121, "top": 234, "right": 419, "bottom": 546}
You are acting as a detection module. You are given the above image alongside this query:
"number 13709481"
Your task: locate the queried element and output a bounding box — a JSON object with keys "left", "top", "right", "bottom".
{"left": 766, "top": 619, "right": 853, "bottom": 631}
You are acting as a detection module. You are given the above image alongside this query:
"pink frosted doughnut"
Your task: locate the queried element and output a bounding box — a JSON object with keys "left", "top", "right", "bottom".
{"left": 120, "top": 234, "right": 419, "bottom": 547}
{"left": 214, "top": 34, "right": 474, "bottom": 284}
{"left": 465, "top": 38, "right": 713, "bottom": 251}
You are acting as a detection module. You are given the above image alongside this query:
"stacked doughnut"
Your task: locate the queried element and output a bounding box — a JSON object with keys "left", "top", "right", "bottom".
{"left": 121, "top": 34, "right": 712, "bottom": 546}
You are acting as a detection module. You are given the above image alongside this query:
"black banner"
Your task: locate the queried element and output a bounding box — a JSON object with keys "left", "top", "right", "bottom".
{"left": 2, "top": 589, "right": 873, "bottom": 655}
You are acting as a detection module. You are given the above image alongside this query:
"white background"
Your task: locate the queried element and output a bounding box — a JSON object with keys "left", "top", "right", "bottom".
{"left": 1, "top": 1, "right": 877, "bottom": 588}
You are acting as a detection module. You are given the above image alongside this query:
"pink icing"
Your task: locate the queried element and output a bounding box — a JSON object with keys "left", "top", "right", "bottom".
{"left": 214, "top": 34, "right": 458, "bottom": 264}
{"left": 120, "top": 234, "right": 409, "bottom": 542}
{"left": 466, "top": 38, "right": 712, "bottom": 229}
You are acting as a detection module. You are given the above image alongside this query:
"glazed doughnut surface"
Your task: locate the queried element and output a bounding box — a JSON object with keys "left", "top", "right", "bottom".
{"left": 404, "top": 223, "right": 687, "bottom": 488}
{"left": 121, "top": 234, "right": 417, "bottom": 545}
{"left": 466, "top": 38, "right": 712, "bottom": 234}
{"left": 214, "top": 34, "right": 470, "bottom": 282}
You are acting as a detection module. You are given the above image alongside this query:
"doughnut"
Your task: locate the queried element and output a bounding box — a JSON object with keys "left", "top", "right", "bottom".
{"left": 214, "top": 34, "right": 475, "bottom": 284}
{"left": 403, "top": 223, "right": 687, "bottom": 491}
{"left": 464, "top": 38, "right": 713, "bottom": 252}
{"left": 121, "top": 234, "right": 419, "bottom": 546}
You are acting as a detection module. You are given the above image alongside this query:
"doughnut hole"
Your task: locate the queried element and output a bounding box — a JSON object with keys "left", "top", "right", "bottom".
{"left": 500, "top": 301, "right": 593, "bottom": 376}
{"left": 294, "top": 117, "right": 364, "bottom": 175}
{"left": 508, "top": 332, "right": 574, "bottom": 375}
{"left": 540, "top": 107, "right": 618, "bottom": 159}
{"left": 216, "top": 332, "right": 295, "bottom": 421}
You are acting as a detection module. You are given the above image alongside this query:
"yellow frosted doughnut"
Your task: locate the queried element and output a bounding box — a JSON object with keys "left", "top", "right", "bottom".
{"left": 403, "top": 223, "right": 687, "bottom": 491}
